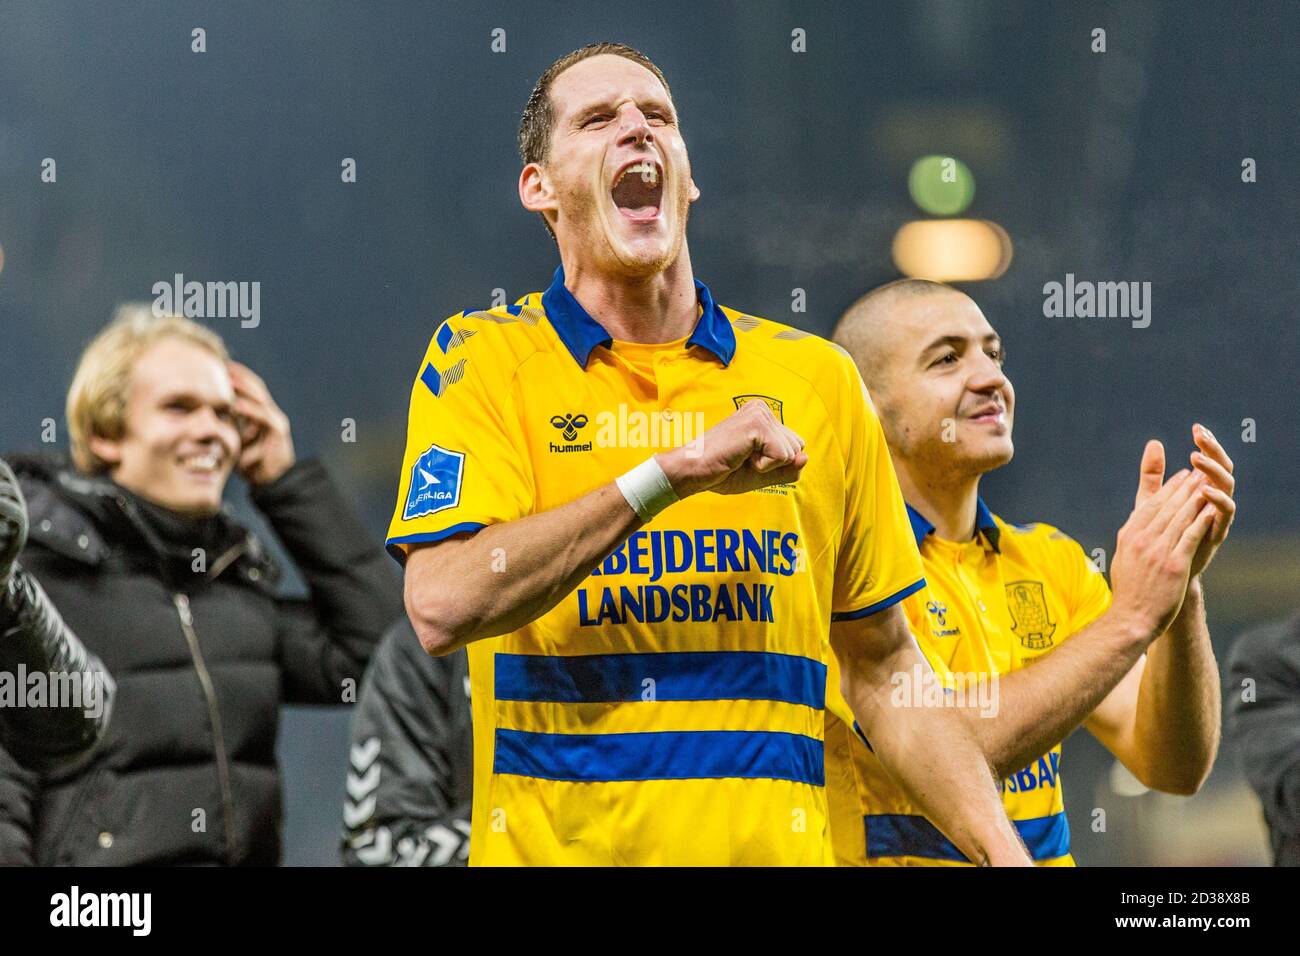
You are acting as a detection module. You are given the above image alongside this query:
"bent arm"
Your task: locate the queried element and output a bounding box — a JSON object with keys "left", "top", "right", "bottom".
{"left": 0, "top": 565, "right": 114, "bottom": 771}
{"left": 401, "top": 389, "right": 806, "bottom": 656}
{"left": 1086, "top": 581, "right": 1220, "bottom": 794}
{"left": 966, "top": 607, "right": 1149, "bottom": 777}
{"left": 253, "top": 460, "right": 403, "bottom": 701}
{"left": 976, "top": 458, "right": 1219, "bottom": 783}
{"left": 406, "top": 481, "right": 641, "bottom": 655}
{"left": 965, "top": 589, "right": 1217, "bottom": 790}
{"left": 831, "top": 604, "right": 1029, "bottom": 866}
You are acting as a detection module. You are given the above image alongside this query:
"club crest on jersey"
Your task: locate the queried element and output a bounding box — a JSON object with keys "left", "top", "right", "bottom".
{"left": 403, "top": 442, "right": 464, "bottom": 520}
{"left": 1006, "top": 581, "right": 1056, "bottom": 649}
{"left": 732, "top": 394, "right": 784, "bottom": 423}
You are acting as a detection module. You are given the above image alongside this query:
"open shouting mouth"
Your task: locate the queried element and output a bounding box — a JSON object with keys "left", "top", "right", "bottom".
{"left": 610, "top": 159, "right": 663, "bottom": 222}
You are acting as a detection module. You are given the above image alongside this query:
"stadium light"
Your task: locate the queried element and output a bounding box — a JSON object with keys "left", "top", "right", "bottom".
{"left": 908, "top": 154, "right": 976, "bottom": 216}
{"left": 891, "top": 219, "right": 1013, "bottom": 282}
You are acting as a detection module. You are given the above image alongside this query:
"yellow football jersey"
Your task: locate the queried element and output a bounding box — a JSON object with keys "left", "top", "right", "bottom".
{"left": 826, "top": 500, "right": 1111, "bottom": 866}
{"left": 387, "top": 266, "right": 925, "bottom": 865}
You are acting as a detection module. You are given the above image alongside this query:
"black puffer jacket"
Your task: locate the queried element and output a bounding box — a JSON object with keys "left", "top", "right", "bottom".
{"left": 0, "top": 454, "right": 400, "bottom": 865}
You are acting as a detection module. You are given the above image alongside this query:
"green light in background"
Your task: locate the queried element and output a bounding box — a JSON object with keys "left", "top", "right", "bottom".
{"left": 908, "top": 155, "right": 976, "bottom": 216}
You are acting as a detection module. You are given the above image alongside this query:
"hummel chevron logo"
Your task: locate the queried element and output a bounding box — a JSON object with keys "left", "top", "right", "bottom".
{"left": 350, "top": 737, "right": 381, "bottom": 772}
{"left": 351, "top": 827, "right": 392, "bottom": 865}
{"left": 344, "top": 737, "right": 382, "bottom": 829}
{"left": 346, "top": 765, "right": 380, "bottom": 801}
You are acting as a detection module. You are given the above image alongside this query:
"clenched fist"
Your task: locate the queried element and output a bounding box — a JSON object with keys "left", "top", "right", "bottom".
{"left": 655, "top": 398, "right": 808, "bottom": 498}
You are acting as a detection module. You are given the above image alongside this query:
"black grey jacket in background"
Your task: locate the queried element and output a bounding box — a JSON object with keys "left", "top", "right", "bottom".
{"left": 0, "top": 566, "right": 115, "bottom": 772}
{"left": 342, "top": 617, "right": 471, "bottom": 866}
{"left": 1227, "top": 614, "right": 1300, "bottom": 867}
{"left": 0, "top": 454, "right": 401, "bottom": 865}
{"left": 0, "top": 451, "right": 115, "bottom": 774}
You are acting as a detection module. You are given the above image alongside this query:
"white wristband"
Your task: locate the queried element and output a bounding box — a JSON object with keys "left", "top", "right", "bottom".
{"left": 615, "top": 456, "right": 679, "bottom": 522}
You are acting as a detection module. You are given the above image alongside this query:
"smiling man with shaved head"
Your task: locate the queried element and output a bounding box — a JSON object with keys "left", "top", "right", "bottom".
{"left": 825, "top": 278, "right": 1233, "bottom": 866}
{"left": 386, "top": 46, "right": 1032, "bottom": 866}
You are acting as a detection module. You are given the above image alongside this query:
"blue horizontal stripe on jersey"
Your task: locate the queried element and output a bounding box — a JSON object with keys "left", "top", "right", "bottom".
{"left": 494, "top": 650, "right": 826, "bottom": 709}
{"left": 831, "top": 578, "right": 927, "bottom": 622}
{"left": 385, "top": 523, "right": 487, "bottom": 565}
{"left": 494, "top": 728, "right": 825, "bottom": 784}
{"left": 865, "top": 811, "right": 1070, "bottom": 862}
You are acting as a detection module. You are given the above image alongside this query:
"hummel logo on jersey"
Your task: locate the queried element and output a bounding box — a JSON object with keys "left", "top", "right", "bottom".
{"left": 926, "top": 600, "right": 947, "bottom": 626}
{"left": 403, "top": 443, "right": 464, "bottom": 519}
{"left": 549, "top": 413, "right": 592, "bottom": 453}
{"left": 551, "top": 413, "right": 589, "bottom": 441}
{"left": 926, "top": 599, "right": 960, "bottom": 637}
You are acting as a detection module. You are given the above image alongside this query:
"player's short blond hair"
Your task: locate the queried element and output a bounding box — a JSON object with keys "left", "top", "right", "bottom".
{"left": 66, "top": 305, "right": 230, "bottom": 474}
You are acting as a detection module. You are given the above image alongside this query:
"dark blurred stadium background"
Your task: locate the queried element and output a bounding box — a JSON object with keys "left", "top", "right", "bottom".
{"left": 1, "top": 0, "right": 1296, "bottom": 864}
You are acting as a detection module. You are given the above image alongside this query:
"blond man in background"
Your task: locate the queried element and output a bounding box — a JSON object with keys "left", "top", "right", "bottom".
{"left": 0, "top": 306, "right": 399, "bottom": 865}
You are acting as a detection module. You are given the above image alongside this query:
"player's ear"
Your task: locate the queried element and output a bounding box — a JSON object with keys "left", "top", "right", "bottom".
{"left": 688, "top": 176, "right": 700, "bottom": 203}
{"left": 519, "top": 163, "right": 558, "bottom": 214}
{"left": 87, "top": 434, "right": 123, "bottom": 469}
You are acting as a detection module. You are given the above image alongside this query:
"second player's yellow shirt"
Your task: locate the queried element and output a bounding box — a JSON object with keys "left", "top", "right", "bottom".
{"left": 387, "top": 266, "right": 925, "bottom": 866}
{"left": 826, "top": 500, "right": 1111, "bottom": 866}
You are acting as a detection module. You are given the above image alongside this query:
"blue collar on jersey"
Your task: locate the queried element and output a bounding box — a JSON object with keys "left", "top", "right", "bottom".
{"left": 541, "top": 265, "right": 737, "bottom": 369}
{"left": 906, "top": 499, "right": 1001, "bottom": 553}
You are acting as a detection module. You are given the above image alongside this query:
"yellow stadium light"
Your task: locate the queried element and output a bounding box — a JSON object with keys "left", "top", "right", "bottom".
{"left": 891, "top": 219, "right": 1013, "bottom": 282}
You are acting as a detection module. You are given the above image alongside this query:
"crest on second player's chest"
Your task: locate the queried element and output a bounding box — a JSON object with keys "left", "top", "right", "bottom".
{"left": 1005, "top": 580, "right": 1057, "bottom": 649}
{"left": 732, "top": 394, "right": 784, "bottom": 423}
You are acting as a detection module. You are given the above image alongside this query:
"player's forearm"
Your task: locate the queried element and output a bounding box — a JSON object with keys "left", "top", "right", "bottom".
{"left": 832, "top": 612, "right": 1028, "bottom": 865}
{"left": 843, "top": 641, "right": 1029, "bottom": 866}
{"left": 405, "top": 481, "right": 642, "bottom": 655}
{"left": 404, "top": 400, "right": 807, "bottom": 656}
{"left": 1129, "top": 580, "right": 1220, "bottom": 794}
{"left": 972, "top": 609, "right": 1152, "bottom": 776}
